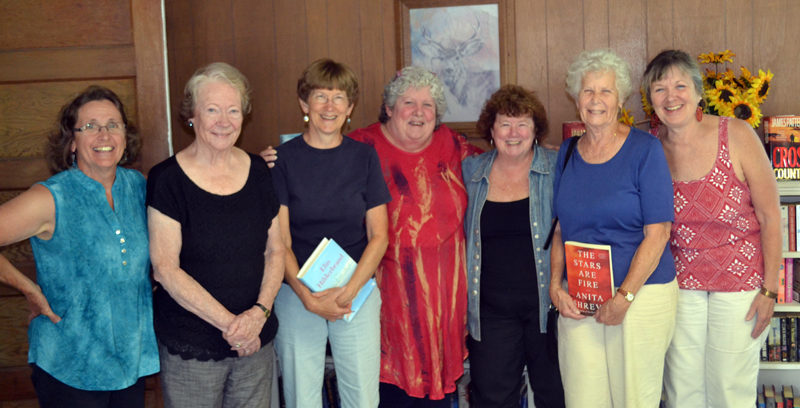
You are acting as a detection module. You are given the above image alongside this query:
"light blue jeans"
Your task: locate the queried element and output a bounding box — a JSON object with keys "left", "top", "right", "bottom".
{"left": 274, "top": 283, "right": 381, "bottom": 408}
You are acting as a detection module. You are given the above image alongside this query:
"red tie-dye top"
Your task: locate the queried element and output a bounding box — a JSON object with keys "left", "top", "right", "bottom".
{"left": 349, "top": 123, "right": 480, "bottom": 399}
{"left": 670, "top": 117, "right": 764, "bottom": 292}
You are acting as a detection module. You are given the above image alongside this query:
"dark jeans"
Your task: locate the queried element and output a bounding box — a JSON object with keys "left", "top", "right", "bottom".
{"left": 467, "top": 305, "right": 565, "bottom": 408}
{"left": 31, "top": 364, "right": 146, "bottom": 408}
{"left": 379, "top": 383, "right": 454, "bottom": 408}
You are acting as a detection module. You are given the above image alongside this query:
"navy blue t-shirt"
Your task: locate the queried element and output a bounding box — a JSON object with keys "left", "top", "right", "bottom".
{"left": 272, "top": 135, "right": 391, "bottom": 265}
{"left": 553, "top": 127, "right": 675, "bottom": 285}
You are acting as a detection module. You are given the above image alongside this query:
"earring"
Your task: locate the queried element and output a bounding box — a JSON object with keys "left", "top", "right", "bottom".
{"left": 346, "top": 117, "right": 351, "bottom": 124}
{"left": 70, "top": 151, "right": 76, "bottom": 166}
{"left": 303, "top": 115, "right": 309, "bottom": 123}
{"left": 188, "top": 121, "right": 193, "bottom": 128}
{"left": 695, "top": 106, "right": 703, "bottom": 122}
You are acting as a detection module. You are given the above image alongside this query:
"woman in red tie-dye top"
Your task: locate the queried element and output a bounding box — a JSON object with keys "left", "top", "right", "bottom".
{"left": 644, "top": 50, "right": 781, "bottom": 408}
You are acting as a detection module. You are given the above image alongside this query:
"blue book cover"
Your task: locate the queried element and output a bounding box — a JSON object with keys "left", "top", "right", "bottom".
{"left": 297, "top": 238, "right": 375, "bottom": 322}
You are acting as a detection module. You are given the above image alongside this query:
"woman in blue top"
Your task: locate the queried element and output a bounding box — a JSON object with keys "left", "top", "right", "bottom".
{"left": 549, "top": 49, "right": 677, "bottom": 408}
{"left": 463, "top": 85, "right": 565, "bottom": 407}
{"left": 271, "top": 59, "right": 390, "bottom": 408}
{"left": 0, "top": 86, "right": 159, "bottom": 408}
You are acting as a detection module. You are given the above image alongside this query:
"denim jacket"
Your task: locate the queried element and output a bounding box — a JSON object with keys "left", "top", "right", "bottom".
{"left": 462, "top": 146, "right": 557, "bottom": 340}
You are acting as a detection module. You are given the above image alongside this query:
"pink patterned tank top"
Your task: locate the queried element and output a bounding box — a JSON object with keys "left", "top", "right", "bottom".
{"left": 670, "top": 117, "right": 763, "bottom": 291}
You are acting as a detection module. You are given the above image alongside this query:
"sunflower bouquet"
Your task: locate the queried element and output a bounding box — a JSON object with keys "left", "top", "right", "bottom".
{"left": 699, "top": 50, "right": 773, "bottom": 127}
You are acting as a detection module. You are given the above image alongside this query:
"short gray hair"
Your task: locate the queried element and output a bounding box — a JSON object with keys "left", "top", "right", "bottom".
{"left": 565, "top": 49, "right": 633, "bottom": 103}
{"left": 378, "top": 66, "right": 447, "bottom": 125}
{"left": 180, "top": 62, "right": 251, "bottom": 124}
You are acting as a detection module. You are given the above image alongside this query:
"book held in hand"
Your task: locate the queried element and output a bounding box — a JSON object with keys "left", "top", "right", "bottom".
{"left": 564, "top": 241, "right": 615, "bottom": 316}
{"left": 297, "top": 238, "right": 375, "bottom": 322}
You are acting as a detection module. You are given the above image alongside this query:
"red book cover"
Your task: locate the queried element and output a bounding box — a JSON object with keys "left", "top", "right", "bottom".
{"left": 790, "top": 205, "right": 797, "bottom": 252}
{"left": 765, "top": 115, "right": 800, "bottom": 180}
{"left": 787, "top": 258, "right": 795, "bottom": 304}
{"left": 564, "top": 241, "right": 615, "bottom": 316}
{"left": 562, "top": 121, "right": 586, "bottom": 141}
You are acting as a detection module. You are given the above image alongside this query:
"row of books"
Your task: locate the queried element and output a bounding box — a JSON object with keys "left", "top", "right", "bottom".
{"left": 763, "top": 315, "right": 800, "bottom": 362}
{"left": 759, "top": 384, "right": 800, "bottom": 408}
{"left": 781, "top": 204, "right": 800, "bottom": 253}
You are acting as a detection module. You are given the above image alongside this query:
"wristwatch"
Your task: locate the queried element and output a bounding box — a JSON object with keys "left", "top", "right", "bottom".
{"left": 617, "top": 287, "right": 635, "bottom": 302}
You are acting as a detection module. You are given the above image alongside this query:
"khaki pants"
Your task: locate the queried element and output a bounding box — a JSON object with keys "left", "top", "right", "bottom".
{"left": 558, "top": 279, "right": 678, "bottom": 407}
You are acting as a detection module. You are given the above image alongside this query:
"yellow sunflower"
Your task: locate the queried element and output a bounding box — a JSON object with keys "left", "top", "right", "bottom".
{"left": 640, "top": 87, "right": 653, "bottom": 115}
{"left": 698, "top": 50, "right": 735, "bottom": 64}
{"left": 727, "top": 93, "right": 762, "bottom": 128}
{"left": 704, "top": 68, "right": 721, "bottom": 89}
{"left": 747, "top": 69, "right": 774, "bottom": 104}
{"left": 618, "top": 107, "right": 635, "bottom": 126}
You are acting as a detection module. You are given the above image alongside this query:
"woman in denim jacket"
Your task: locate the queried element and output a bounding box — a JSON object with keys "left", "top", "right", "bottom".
{"left": 462, "top": 85, "right": 565, "bottom": 407}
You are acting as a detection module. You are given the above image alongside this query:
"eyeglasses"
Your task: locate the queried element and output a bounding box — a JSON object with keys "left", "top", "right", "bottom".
{"left": 74, "top": 121, "right": 125, "bottom": 136}
{"left": 310, "top": 92, "right": 349, "bottom": 107}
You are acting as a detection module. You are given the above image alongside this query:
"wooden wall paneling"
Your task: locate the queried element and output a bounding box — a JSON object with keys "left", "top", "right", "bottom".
{"left": 0, "top": 47, "right": 136, "bottom": 83}
{"left": 0, "top": 0, "right": 132, "bottom": 49}
{"left": 274, "top": 0, "right": 311, "bottom": 138}
{"left": 0, "top": 79, "right": 137, "bottom": 190}
{"left": 381, "top": 0, "right": 397, "bottom": 83}
{"left": 164, "top": 0, "right": 199, "bottom": 152}
{"left": 232, "top": 0, "right": 280, "bottom": 151}
{"left": 0, "top": 297, "right": 31, "bottom": 367}
{"left": 672, "top": 0, "right": 726, "bottom": 57}
{"left": 358, "top": 0, "right": 390, "bottom": 129}
{"left": 132, "top": 0, "right": 171, "bottom": 173}
{"left": 196, "top": 2, "right": 237, "bottom": 64}
{"left": 545, "top": 0, "right": 585, "bottom": 143}
{"left": 515, "top": 0, "right": 551, "bottom": 144}
{"left": 644, "top": 0, "right": 675, "bottom": 59}
{"left": 725, "top": 0, "right": 754, "bottom": 71}
{"left": 306, "top": 0, "right": 330, "bottom": 61}
{"left": 583, "top": 0, "right": 609, "bottom": 50}
{"left": 326, "top": 0, "right": 365, "bottom": 127}
{"left": 754, "top": 0, "right": 800, "bottom": 117}
{"left": 609, "top": 0, "right": 647, "bottom": 120}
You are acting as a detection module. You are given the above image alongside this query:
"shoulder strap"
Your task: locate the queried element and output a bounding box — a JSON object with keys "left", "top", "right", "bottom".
{"left": 543, "top": 136, "right": 580, "bottom": 250}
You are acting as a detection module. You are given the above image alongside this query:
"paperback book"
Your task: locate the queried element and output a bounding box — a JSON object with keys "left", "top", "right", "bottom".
{"left": 297, "top": 238, "right": 375, "bottom": 322}
{"left": 564, "top": 241, "right": 615, "bottom": 315}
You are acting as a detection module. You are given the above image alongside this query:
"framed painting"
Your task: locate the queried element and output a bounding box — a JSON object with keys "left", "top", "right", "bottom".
{"left": 396, "top": 0, "right": 516, "bottom": 139}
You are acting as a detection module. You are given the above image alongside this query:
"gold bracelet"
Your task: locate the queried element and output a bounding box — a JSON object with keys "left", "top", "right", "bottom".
{"left": 759, "top": 286, "right": 778, "bottom": 299}
{"left": 254, "top": 302, "right": 271, "bottom": 319}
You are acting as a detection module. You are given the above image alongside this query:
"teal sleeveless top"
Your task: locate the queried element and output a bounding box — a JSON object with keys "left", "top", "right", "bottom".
{"left": 28, "top": 167, "right": 159, "bottom": 390}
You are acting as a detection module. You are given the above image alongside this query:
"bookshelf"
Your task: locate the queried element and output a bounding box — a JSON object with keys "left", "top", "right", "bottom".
{"left": 759, "top": 180, "right": 800, "bottom": 390}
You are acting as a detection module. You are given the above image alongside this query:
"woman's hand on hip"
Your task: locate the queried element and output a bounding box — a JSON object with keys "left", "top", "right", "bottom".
{"left": 25, "top": 284, "right": 60, "bottom": 324}
{"left": 746, "top": 291, "right": 775, "bottom": 338}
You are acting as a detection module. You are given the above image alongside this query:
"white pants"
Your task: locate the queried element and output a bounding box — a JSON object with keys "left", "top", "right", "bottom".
{"left": 274, "top": 283, "right": 381, "bottom": 408}
{"left": 558, "top": 279, "right": 677, "bottom": 408}
{"left": 663, "top": 289, "right": 766, "bottom": 408}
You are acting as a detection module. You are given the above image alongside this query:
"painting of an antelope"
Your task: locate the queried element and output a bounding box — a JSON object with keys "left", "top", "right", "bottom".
{"left": 410, "top": 5, "right": 501, "bottom": 122}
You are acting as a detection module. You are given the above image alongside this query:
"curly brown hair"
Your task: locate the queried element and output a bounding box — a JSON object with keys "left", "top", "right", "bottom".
{"left": 46, "top": 85, "right": 140, "bottom": 173}
{"left": 476, "top": 85, "right": 548, "bottom": 146}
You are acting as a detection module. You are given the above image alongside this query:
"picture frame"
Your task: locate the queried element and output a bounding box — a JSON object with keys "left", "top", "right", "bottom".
{"left": 396, "top": 0, "right": 516, "bottom": 139}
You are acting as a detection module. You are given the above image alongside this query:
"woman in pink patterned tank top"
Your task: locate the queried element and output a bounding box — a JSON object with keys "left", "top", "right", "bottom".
{"left": 643, "top": 50, "right": 781, "bottom": 408}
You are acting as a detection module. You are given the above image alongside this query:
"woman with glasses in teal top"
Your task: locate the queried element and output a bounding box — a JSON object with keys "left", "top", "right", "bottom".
{"left": 0, "top": 86, "right": 159, "bottom": 408}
